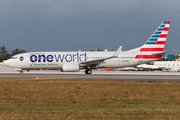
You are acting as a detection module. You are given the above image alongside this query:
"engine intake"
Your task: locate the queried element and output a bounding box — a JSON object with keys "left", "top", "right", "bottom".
{"left": 62, "top": 63, "right": 79, "bottom": 72}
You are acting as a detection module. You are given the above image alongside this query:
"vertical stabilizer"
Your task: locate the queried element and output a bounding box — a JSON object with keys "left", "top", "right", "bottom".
{"left": 134, "top": 21, "right": 170, "bottom": 60}
{"left": 140, "top": 21, "right": 170, "bottom": 52}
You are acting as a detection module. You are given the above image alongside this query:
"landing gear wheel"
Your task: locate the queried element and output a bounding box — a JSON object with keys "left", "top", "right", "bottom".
{"left": 20, "top": 70, "right": 23, "bottom": 74}
{"left": 85, "top": 69, "right": 92, "bottom": 74}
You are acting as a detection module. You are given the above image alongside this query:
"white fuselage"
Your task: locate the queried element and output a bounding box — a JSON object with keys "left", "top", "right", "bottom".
{"left": 3, "top": 50, "right": 157, "bottom": 70}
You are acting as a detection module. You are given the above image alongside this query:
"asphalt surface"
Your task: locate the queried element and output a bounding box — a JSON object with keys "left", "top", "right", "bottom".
{"left": 0, "top": 70, "right": 180, "bottom": 82}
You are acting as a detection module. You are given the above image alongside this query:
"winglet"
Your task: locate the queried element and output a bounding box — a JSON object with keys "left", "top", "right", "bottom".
{"left": 112, "top": 46, "right": 122, "bottom": 57}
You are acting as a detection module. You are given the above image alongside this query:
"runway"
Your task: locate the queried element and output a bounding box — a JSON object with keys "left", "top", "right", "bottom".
{"left": 0, "top": 70, "right": 180, "bottom": 81}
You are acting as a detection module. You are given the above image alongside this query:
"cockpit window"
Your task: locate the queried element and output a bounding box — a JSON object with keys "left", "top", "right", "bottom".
{"left": 10, "top": 57, "right": 18, "bottom": 59}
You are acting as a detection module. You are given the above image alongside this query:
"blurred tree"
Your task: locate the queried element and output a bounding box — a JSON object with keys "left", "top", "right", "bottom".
{"left": 11, "top": 47, "right": 27, "bottom": 55}
{"left": 157, "top": 57, "right": 170, "bottom": 61}
{"left": 172, "top": 55, "right": 180, "bottom": 61}
{"left": 0, "top": 45, "right": 8, "bottom": 56}
{"left": 0, "top": 46, "right": 27, "bottom": 62}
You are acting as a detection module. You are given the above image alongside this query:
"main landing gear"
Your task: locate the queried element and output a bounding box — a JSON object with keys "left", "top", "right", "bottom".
{"left": 85, "top": 69, "right": 92, "bottom": 74}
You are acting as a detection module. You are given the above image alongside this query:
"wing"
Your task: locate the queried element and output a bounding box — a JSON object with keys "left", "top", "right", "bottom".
{"left": 80, "top": 46, "right": 122, "bottom": 66}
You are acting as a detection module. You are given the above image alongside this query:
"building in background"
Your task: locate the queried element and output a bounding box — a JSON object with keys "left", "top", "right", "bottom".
{"left": 166, "top": 54, "right": 175, "bottom": 60}
{"left": 154, "top": 61, "right": 180, "bottom": 71}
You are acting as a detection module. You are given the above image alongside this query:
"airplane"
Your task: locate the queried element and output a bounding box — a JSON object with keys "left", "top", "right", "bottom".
{"left": 137, "top": 64, "right": 172, "bottom": 71}
{"left": 3, "top": 21, "right": 174, "bottom": 74}
{"left": 118, "top": 67, "right": 139, "bottom": 71}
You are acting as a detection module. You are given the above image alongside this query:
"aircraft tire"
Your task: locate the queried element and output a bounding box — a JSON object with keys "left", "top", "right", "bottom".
{"left": 20, "top": 70, "right": 23, "bottom": 74}
{"left": 85, "top": 69, "right": 92, "bottom": 74}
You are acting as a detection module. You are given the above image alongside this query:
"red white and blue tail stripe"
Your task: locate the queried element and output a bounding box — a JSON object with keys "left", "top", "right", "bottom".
{"left": 140, "top": 21, "right": 170, "bottom": 52}
{"left": 134, "top": 21, "right": 170, "bottom": 59}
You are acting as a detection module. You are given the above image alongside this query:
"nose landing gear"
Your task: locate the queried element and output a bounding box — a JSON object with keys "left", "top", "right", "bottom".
{"left": 20, "top": 70, "right": 23, "bottom": 74}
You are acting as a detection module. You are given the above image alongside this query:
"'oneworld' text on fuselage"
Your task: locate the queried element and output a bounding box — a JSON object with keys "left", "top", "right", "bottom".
{"left": 29, "top": 52, "right": 87, "bottom": 62}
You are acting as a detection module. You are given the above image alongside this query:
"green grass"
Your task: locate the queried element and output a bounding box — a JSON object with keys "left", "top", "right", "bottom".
{"left": 0, "top": 78, "right": 180, "bottom": 119}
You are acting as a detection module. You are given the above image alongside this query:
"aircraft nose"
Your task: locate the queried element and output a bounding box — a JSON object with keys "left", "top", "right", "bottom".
{"left": 3, "top": 60, "right": 10, "bottom": 66}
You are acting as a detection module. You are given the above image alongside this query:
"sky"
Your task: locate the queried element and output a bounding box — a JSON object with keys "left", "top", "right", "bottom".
{"left": 0, "top": 0, "right": 180, "bottom": 54}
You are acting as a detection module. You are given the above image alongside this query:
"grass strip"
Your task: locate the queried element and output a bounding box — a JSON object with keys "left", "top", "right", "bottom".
{"left": 0, "top": 79, "right": 180, "bottom": 119}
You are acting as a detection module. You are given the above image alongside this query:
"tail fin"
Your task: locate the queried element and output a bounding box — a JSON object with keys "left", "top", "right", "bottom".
{"left": 139, "top": 21, "right": 170, "bottom": 52}
{"left": 133, "top": 21, "right": 171, "bottom": 60}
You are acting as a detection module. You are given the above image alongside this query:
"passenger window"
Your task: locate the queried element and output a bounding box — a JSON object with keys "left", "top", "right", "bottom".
{"left": 11, "top": 57, "right": 17, "bottom": 59}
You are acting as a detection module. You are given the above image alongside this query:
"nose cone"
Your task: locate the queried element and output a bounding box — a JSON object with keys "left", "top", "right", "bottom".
{"left": 3, "top": 59, "right": 12, "bottom": 67}
{"left": 3, "top": 60, "right": 9, "bottom": 66}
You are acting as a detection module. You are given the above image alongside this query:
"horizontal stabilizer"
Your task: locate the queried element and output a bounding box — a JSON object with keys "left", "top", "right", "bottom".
{"left": 153, "top": 50, "right": 175, "bottom": 56}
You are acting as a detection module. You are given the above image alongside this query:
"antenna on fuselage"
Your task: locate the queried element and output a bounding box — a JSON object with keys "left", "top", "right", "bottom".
{"left": 88, "top": 40, "right": 90, "bottom": 51}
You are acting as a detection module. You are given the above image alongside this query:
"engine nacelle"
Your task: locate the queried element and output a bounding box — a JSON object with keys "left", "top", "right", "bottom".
{"left": 62, "top": 63, "right": 79, "bottom": 72}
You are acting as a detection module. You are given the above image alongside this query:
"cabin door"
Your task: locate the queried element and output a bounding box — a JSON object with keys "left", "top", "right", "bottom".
{"left": 139, "top": 53, "right": 143, "bottom": 62}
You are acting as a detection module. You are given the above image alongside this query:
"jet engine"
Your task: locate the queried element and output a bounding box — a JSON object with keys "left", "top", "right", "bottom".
{"left": 61, "top": 63, "right": 79, "bottom": 72}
